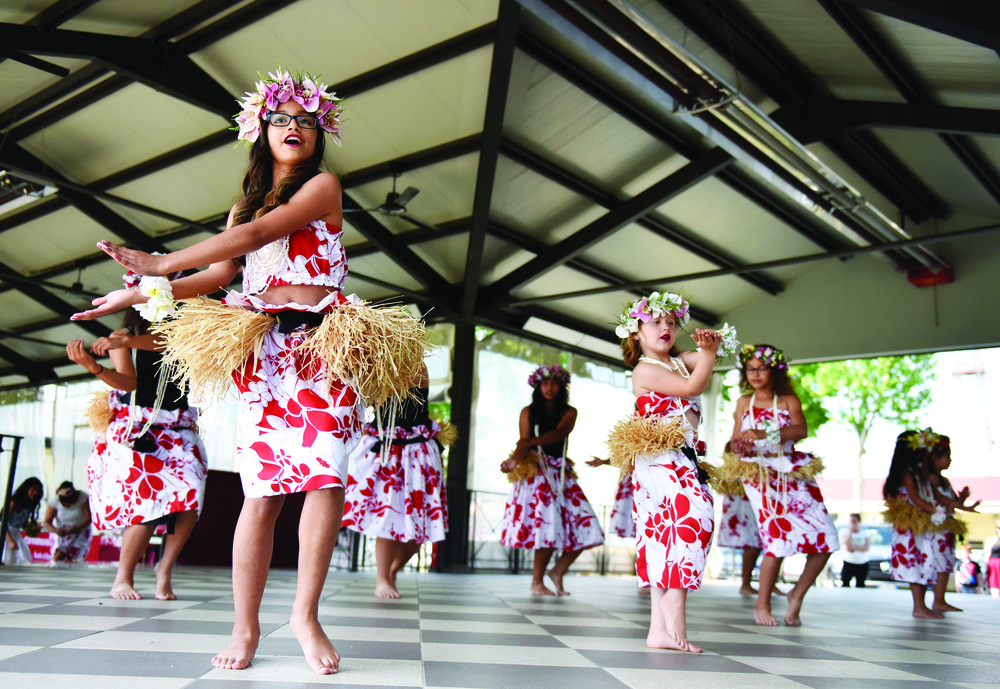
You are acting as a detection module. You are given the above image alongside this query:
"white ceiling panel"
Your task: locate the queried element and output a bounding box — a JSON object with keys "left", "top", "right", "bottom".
{"left": 0, "top": 206, "right": 107, "bottom": 274}
{"left": 65, "top": 0, "right": 204, "bottom": 36}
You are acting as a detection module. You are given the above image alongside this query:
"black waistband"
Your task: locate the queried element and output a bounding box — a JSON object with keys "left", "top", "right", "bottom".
{"left": 370, "top": 435, "right": 433, "bottom": 454}
{"left": 681, "top": 446, "right": 711, "bottom": 485}
{"left": 268, "top": 309, "right": 327, "bottom": 334}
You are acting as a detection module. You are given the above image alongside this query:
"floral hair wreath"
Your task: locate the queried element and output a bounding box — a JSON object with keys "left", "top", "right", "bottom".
{"left": 738, "top": 344, "right": 788, "bottom": 371}
{"left": 906, "top": 428, "right": 943, "bottom": 452}
{"left": 614, "top": 291, "right": 690, "bottom": 339}
{"left": 233, "top": 67, "right": 344, "bottom": 147}
{"left": 527, "top": 364, "right": 571, "bottom": 389}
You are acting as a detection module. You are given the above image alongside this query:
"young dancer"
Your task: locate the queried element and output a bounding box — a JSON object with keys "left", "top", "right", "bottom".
{"left": 587, "top": 457, "right": 635, "bottom": 539}
{"left": 500, "top": 364, "right": 605, "bottom": 596}
{"left": 717, "top": 441, "right": 773, "bottom": 596}
{"left": 73, "top": 68, "right": 423, "bottom": 674}
{"left": 927, "top": 435, "right": 978, "bottom": 612}
{"left": 342, "top": 364, "right": 451, "bottom": 598}
{"left": 3, "top": 477, "right": 43, "bottom": 564}
{"left": 607, "top": 292, "right": 719, "bottom": 652}
{"left": 987, "top": 522, "right": 1000, "bottom": 598}
{"left": 67, "top": 291, "right": 207, "bottom": 599}
{"left": 42, "top": 481, "right": 92, "bottom": 563}
{"left": 883, "top": 430, "right": 947, "bottom": 618}
{"left": 731, "top": 344, "right": 837, "bottom": 626}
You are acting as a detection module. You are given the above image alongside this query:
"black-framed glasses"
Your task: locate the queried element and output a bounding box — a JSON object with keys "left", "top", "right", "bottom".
{"left": 746, "top": 367, "right": 770, "bottom": 373}
{"left": 266, "top": 112, "right": 318, "bottom": 129}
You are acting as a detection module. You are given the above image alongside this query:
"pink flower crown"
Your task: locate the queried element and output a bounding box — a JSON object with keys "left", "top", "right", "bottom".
{"left": 233, "top": 67, "right": 344, "bottom": 146}
{"left": 738, "top": 344, "right": 788, "bottom": 370}
{"left": 614, "top": 291, "right": 690, "bottom": 339}
{"left": 527, "top": 364, "right": 571, "bottom": 389}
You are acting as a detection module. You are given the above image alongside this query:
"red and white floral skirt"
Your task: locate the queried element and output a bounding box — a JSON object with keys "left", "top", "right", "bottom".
{"left": 740, "top": 453, "right": 838, "bottom": 558}
{"left": 891, "top": 527, "right": 938, "bottom": 585}
{"left": 227, "top": 292, "right": 363, "bottom": 498}
{"left": 718, "top": 493, "right": 762, "bottom": 549}
{"left": 609, "top": 470, "right": 635, "bottom": 538}
{"left": 500, "top": 455, "right": 605, "bottom": 551}
{"left": 931, "top": 529, "right": 957, "bottom": 574}
{"left": 632, "top": 448, "right": 714, "bottom": 589}
{"left": 87, "top": 392, "right": 207, "bottom": 532}
{"left": 342, "top": 422, "right": 449, "bottom": 544}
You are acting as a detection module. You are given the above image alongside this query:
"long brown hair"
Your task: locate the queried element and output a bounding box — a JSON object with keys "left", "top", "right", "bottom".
{"left": 231, "top": 120, "right": 327, "bottom": 228}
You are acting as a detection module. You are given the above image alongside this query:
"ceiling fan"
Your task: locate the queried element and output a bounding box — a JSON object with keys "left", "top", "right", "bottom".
{"left": 343, "top": 175, "right": 440, "bottom": 232}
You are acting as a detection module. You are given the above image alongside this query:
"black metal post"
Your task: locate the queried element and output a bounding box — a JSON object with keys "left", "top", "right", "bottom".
{"left": 436, "top": 322, "right": 476, "bottom": 571}
{"left": 0, "top": 435, "right": 24, "bottom": 565}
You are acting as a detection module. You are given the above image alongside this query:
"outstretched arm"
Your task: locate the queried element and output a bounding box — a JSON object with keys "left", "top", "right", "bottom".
{"left": 98, "top": 173, "right": 342, "bottom": 276}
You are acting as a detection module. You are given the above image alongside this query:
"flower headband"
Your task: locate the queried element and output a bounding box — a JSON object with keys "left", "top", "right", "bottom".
{"left": 527, "top": 364, "right": 571, "bottom": 389}
{"left": 906, "top": 428, "right": 943, "bottom": 452}
{"left": 614, "top": 291, "right": 690, "bottom": 338}
{"left": 738, "top": 344, "right": 788, "bottom": 370}
{"left": 233, "top": 67, "right": 344, "bottom": 146}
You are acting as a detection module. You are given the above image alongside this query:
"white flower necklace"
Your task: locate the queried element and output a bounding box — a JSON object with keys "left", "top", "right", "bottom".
{"left": 639, "top": 355, "right": 690, "bottom": 379}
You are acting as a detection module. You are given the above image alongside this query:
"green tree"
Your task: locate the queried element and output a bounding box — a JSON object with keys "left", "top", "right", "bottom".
{"left": 797, "top": 355, "right": 936, "bottom": 509}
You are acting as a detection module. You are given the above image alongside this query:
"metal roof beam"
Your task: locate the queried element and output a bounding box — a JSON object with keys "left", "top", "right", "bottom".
{"left": 836, "top": 0, "right": 1000, "bottom": 52}
{"left": 479, "top": 149, "right": 734, "bottom": 311}
{"left": 463, "top": 0, "right": 519, "bottom": 317}
{"left": 346, "top": 218, "right": 470, "bottom": 259}
{"left": 498, "top": 137, "right": 782, "bottom": 296}
{"left": 657, "top": 0, "right": 948, "bottom": 223}
{"left": 0, "top": 259, "right": 109, "bottom": 339}
{"left": 0, "top": 343, "right": 56, "bottom": 382}
{"left": 475, "top": 310, "right": 626, "bottom": 370}
{"left": 819, "top": 0, "right": 1000, "bottom": 206}
{"left": 342, "top": 134, "right": 483, "bottom": 190}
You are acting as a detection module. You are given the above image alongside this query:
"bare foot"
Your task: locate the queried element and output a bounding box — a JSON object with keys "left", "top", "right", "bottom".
{"left": 154, "top": 563, "right": 176, "bottom": 601}
{"left": 110, "top": 581, "right": 142, "bottom": 600}
{"left": 290, "top": 613, "right": 340, "bottom": 675}
{"left": 932, "top": 602, "right": 962, "bottom": 612}
{"left": 212, "top": 628, "right": 259, "bottom": 670}
{"left": 547, "top": 570, "right": 570, "bottom": 595}
{"left": 739, "top": 585, "right": 759, "bottom": 596}
{"left": 773, "top": 586, "right": 787, "bottom": 597}
{"left": 374, "top": 578, "right": 401, "bottom": 599}
{"left": 754, "top": 605, "right": 778, "bottom": 626}
{"left": 531, "top": 580, "right": 556, "bottom": 596}
{"left": 913, "top": 607, "right": 945, "bottom": 619}
{"left": 784, "top": 587, "right": 804, "bottom": 626}
{"left": 647, "top": 630, "right": 702, "bottom": 653}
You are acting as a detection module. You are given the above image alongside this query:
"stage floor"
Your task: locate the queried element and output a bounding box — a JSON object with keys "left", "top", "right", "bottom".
{"left": 0, "top": 565, "right": 998, "bottom": 688}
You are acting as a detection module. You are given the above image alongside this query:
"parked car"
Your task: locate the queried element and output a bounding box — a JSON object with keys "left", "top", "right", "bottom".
{"left": 782, "top": 523, "right": 894, "bottom": 585}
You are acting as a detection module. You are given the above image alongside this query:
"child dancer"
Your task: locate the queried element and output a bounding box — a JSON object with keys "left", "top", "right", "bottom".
{"left": 607, "top": 292, "right": 718, "bottom": 652}
{"left": 730, "top": 344, "right": 837, "bottom": 626}
{"left": 927, "top": 434, "right": 978, "bottom": 612}
{"left": 3, "top": 477, "right": 43, "bottom": 564}
{"left": 586, "top": 457, "right": 635, "bottom": 539}
{"left": 342, "top": 364, "right": 451, "bottom": 598}
{"left": 500, "top": 365, "right": 605, "bottom": 595}
{"left": 883, "top": 429, "right": 947, "bottom": 618}
{"left": 72, "top": 68, "right": 425, "bottom": 673}
{"left": 42, "top": 481, "right": 92, "bottom": 564}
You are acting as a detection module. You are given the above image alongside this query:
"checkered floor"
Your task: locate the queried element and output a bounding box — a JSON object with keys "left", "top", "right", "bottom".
{"left": 0, "top": 564, "right": 998, "bottom": 688}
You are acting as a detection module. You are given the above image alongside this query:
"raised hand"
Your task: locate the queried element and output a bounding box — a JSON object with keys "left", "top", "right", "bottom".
{"left": 66, "top": 339, "right": 100, "bottom": 374}
{"left": 692, "top": 328, "right": 721, "bottom": 352}
{"left": 71, "top": 289, "right": 141, "bottom": 321}
{"left": 98, "top": 240, "right": 169, "bottom": 276}
{"left": 91, "top": 329, "right": 129, "bottom": 356}
{"left": 585, "top": 456, "right": 609, "bottom": 467}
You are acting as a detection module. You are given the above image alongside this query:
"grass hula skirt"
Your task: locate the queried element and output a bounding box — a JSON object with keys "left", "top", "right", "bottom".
{"left": 151, "top": 297, "right": 428, "bottom": 408}
{"left": 505, "top": 449, "right": 578, "bottom": 484}
{"left": 434, "top": 419, "right": 458, "bottom": 448}
{"left": 605, "top": 415, "right": 691, "bottom": 481}
{"left": 85, "top": 389, "right": 114, "bottom": 435}
{"left": 883, "top": 497, "right": 968, "bottom": 538}
{"left": 713, "top": 451, "right": 749, "bottom": 497}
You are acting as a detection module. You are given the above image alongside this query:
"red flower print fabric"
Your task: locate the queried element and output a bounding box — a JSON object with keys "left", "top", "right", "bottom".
{"left": 342, "top": 422, "right": 449, "bottom": 544}
{"left": 630, "top": 392, "right": 714, "bottom": 590}
{"left": 718, "top": 493, "right": 762, "bottom": 549}
{"left": 738, "top": 406, "right": 838, "bottom": 558}
{"left": 87, "top": 391, "right": 207, "bottom": 532}
{"left": 500, "top": 454, "right": 605, "bottom": 551}
{"left": 609, "top": 470, "right": 636, "bottom": 538}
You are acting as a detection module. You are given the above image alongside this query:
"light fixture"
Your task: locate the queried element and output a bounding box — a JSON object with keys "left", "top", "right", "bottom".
{"left": 0, "top": 170, "right": 57, "bottom": 214}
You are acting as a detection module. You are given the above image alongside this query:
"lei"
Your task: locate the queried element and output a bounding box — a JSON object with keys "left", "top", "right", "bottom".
{"left": 527, "top": 364, "right": 571, "bottom": 389}
{"left": 234, "top": 67, "right": 344, "bottom": 146}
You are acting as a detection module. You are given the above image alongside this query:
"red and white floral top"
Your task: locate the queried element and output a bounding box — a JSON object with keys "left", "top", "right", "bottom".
{"left": 636, "top": 391, "right": 702, "bottom": 452}
{"left": 244, "top": 220, "right": 347, "bottom": 295}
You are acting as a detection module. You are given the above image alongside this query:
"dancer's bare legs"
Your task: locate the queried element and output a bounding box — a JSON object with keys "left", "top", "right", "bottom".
{"left": 755, "top": 555, "right": 781, "bottom": 626}
{"left": 375, "top": 537, "right": 403, "bottom": 599}
{"left": 910, "top": 582, "right": 944, "bottom": 619}
{"left": 289, "top": 487, "right": 343, "bottom": 674}
{"left": 388, "top": 539, "right": 420, "bottom": 591}
{"left": 212, "top": 495, "right": 284, "bottom": 670}
{"left": 783, "top": 552, "right": 830, "bottom": 626}
{"left": 155, "top": 510, "right": 198, "bottom": 600}
{"left": 740, "top": 547, "right": 761, "bottom": 595}
{"left": 547, "top": 548, "right": 584, "bottom": 595}
{"left": 647, "top": 588, "right": 701, "bottom": 652}
{"left": 111, "top": 523, "right": 154, "bottom": 599}
{"left": 932, "top": 571, "right": 961, "bottom": 612}
{"left": 531, "top": 548, "right": 556, "bottom": 595}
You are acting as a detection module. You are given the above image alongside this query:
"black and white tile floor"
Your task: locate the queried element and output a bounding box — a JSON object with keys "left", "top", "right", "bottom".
{"left": 1, "top": 564, "right": 998, "bottom": 688}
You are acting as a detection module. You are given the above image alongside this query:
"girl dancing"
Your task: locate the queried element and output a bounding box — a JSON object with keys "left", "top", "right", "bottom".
{"left": 500, "top": 364, "right": 605, "bottom": 595}
{"left": 607, "top": 292, "right": 719, "bottom": 652}
{"left": 729, "top": 344, "right": 837, "bottom": 626}
{"left": 73, "top": 68, "right": 425, "bottom": 673}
